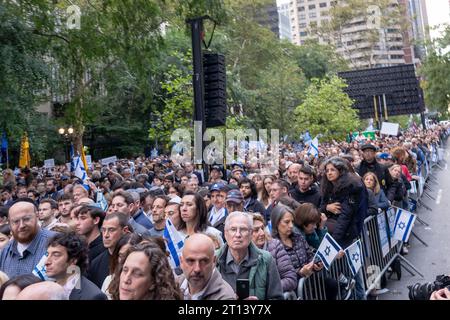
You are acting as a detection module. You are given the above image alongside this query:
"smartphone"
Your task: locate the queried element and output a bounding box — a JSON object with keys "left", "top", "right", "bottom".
{"left": 236, "top": 278, "right": 250, "bottom": 300}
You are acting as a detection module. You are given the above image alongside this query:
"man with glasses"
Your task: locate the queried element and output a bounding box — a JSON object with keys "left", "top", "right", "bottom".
{"left": 0, "top": 199, "right": 55, "bottom": 278}
{"left": 215, "top": 211, "right": 283, "bottom": 300}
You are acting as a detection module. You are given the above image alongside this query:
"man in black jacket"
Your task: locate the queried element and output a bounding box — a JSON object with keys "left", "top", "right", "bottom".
{"left": 356, "top": 144, "right": 390, "bottom": 191}
{"left": 239, "top": 178, "right": 265, "bottom": 214}
{"left": 290, "top": 165, "right": 321, "bottom": 208}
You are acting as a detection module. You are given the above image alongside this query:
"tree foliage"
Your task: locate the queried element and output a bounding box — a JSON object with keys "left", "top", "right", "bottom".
{"left": 419, "top": 24, "right": 450, "bottom": 114}
{"left": 294, "top": 76, "right": 360, "bottom": 141}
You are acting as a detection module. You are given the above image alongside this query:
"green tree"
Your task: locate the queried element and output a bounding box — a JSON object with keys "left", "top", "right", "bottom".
{"left": 419, "top": 24, "right": 450, "bottom": 114}
{"left": 294, "top": 76, "right": 360, "bottom": 141}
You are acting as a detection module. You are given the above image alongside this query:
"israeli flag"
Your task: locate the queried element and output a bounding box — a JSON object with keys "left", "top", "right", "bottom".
{"left": 314, "top": 233, "right": 342, "bottom": 270}
{"left": 307, "top": 136, "right": 319, "bottom": 158}
{"left": 393, "top": 208, "right": 416, "bottom": 242}
{"left": 32, "top": 252, "right": 52, "bottom": 281}
{"left": 163, "top": 219, "right": 185, "bottom": 269}
{"left": 72, "top": 156, "right": 88, "bottom": 184}
{"left": 344, "top": 240, "right": 363, "bottom": 277}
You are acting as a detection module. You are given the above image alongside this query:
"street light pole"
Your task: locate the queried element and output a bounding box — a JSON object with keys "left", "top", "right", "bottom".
{"left": 58, "top": 127, "right": 74, "bottom": 163}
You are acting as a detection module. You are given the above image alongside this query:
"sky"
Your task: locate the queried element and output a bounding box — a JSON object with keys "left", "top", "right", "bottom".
{"left": 425, "top": 0, "right": 450, "bottom": 40}
{"left": 277, "top": 0, "right": 450, "bottom": 39}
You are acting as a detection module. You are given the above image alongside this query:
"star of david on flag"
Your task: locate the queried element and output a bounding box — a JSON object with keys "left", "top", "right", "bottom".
{"left": 313, "top": 233, "right": 342, "bottom": 270}
{"left": 344, "top": 240, "right": 363, "bottom": 277}
{"left": 392, "top": 207, "right": 416, "bottom": 242}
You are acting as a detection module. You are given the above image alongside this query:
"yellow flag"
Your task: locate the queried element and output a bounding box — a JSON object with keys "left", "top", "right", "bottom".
{"left": 81, "top": 145, "right": 88, "bottom": 172}
{"left": 18, "top": 132, "right": 31, "bottom": 168}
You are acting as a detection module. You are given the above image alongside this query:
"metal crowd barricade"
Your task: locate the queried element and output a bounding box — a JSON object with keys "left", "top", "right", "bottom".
{"left": 298, "top": 137, "right": 447, "bottom": 300}
{"left": 298, "top": 209, "right": 422, "bottom": 300}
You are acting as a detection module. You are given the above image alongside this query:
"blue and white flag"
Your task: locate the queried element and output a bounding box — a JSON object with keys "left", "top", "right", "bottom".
{"left": 72, "top": 156, "right": 88, "bottom": 184}
{"left": 163, "top": 219, "right": 185, "bottom": 269}
{"left": 345, "top": 240, "right": 363, "bottom": 277}
{"left": 314, "top": 233, "right": 342, "bottom": 270}
{"left": 32, "top": 252, "right": 52, "bottom": 281}
{"left": 307, "top": 136, "right": 319, "bottom": 158}
{"left": 393, "top": 208, "right": 416, "bottom": 242}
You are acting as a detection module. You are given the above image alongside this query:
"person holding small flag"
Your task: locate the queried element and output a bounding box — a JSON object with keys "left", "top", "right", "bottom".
{"left": 270, "top": 204, "right": 338, "bottom": 299}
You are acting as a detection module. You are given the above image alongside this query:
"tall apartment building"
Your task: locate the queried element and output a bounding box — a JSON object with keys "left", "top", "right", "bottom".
{"left": 288, "top": 0, "right": 429, "bottom": 69}
{"left": 278, "top": 3, "right": 293, "bottom": 40}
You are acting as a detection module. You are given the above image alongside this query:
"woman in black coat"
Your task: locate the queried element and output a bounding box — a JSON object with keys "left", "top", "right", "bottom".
{"left": 320, "top": 157, "right": 368, "bottom": 248}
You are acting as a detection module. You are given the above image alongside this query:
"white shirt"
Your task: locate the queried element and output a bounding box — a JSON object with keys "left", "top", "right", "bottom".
{"left": 17, "top": 242, "right": 30, "bottom": 256}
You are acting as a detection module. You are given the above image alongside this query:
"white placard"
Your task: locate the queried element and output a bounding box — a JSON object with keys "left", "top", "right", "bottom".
{"left": 380, "top": 122, "right": 399, "bottom": 136}
{"left": 101, "top": 156, "right": 117, "bottom": 165}
{"left": 66, "top": 163, "right": 71, "bottom": 172}
{"left": 44, "top": 159, "right": 55, "bottom": 168}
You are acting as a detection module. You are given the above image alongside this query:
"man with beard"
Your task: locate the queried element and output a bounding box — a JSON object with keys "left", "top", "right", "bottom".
{"left": 179, "top": 233, "right": 236, "bottom": 300}
{"left": 0, "top": 199, "right": 55, "bottom": 278}
{"left": 57, "top": 193, "right": 73, "bottom": 224}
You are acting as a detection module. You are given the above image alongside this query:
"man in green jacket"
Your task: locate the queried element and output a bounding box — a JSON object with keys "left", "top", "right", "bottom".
{"left": 216, "top": 211, "right": 283, "bottom": 300}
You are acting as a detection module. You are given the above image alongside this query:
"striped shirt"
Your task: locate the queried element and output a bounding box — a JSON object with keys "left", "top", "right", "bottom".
{"left": 0, "top": 229, "right": 55, "bottom": 278}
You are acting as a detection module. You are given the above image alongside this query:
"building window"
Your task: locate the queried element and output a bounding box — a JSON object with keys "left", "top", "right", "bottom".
{"left": 308, "top": 4, "right": 316, "bottom": 10}
{"left": 299, "top": 13, "right": 306, "bottom": 20}
{"left": 300, "top": 31, "right": 308, "bottom": 37}
{"left": 299, "top": 22, "right": 307, "bottom": 28}
{"left": 298, "top": 6, "right": 305, "bottom": 11}
{"left": 390, "top": 55, "right": 404, "bottom": 59}
{"left": 309, "top": 11, "right": 316, "bottom": 18}
{"left": 319, "top": 2, "right": 327, "bottom": 8}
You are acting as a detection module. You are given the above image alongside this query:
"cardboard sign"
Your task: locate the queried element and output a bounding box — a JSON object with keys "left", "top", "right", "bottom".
{"left": 380, "top": 122, "right": 399, "bottom": 136}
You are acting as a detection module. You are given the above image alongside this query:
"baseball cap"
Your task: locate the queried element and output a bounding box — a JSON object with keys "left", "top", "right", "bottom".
{"left": 209, "top": 183, "right": 226, "bottom": 192}
{"left": 168, "top": 196, "right": 181, "bottom": 205}
{"left": 226, "top": 189, "right": 244, "bottom": 204}
{"left": 361, "top": 144, "right": 377, "bottom": 151}
{"left": 377, "top": 153, "right": 392, "bottom": 160}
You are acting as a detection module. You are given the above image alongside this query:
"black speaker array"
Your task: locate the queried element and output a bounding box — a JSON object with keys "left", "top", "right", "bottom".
{"left": 338, "top": 64, "right": 425, "bottom": 119}
{"left": 203, "top": 53, "right": 227, "bottom": 127}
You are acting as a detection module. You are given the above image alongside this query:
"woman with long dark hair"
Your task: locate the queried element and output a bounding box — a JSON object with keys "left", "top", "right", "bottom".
{"left": 320, "top": 156, "right": 367, "bottom": 248}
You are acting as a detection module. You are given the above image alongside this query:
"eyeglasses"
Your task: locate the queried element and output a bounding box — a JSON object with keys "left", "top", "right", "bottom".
{"left": 227, "top": 227, "right": 250, "bottom": 236}
{"left": 10, "top": 215, "right": 35, "bottom": 227}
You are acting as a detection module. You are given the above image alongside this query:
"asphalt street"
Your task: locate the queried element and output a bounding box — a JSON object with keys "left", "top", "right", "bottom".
{"left": 381, "top": 139, "right": 450, "bottom": 300}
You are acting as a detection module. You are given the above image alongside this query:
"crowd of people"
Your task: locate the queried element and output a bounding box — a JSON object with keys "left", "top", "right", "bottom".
{"left": 0, "top": 122, "right": 449, "bottom": 300}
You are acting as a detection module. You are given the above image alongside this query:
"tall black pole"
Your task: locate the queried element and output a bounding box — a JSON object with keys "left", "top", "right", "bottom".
{"left": 187, "top": 17, "right": 208, "bottom": 182}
